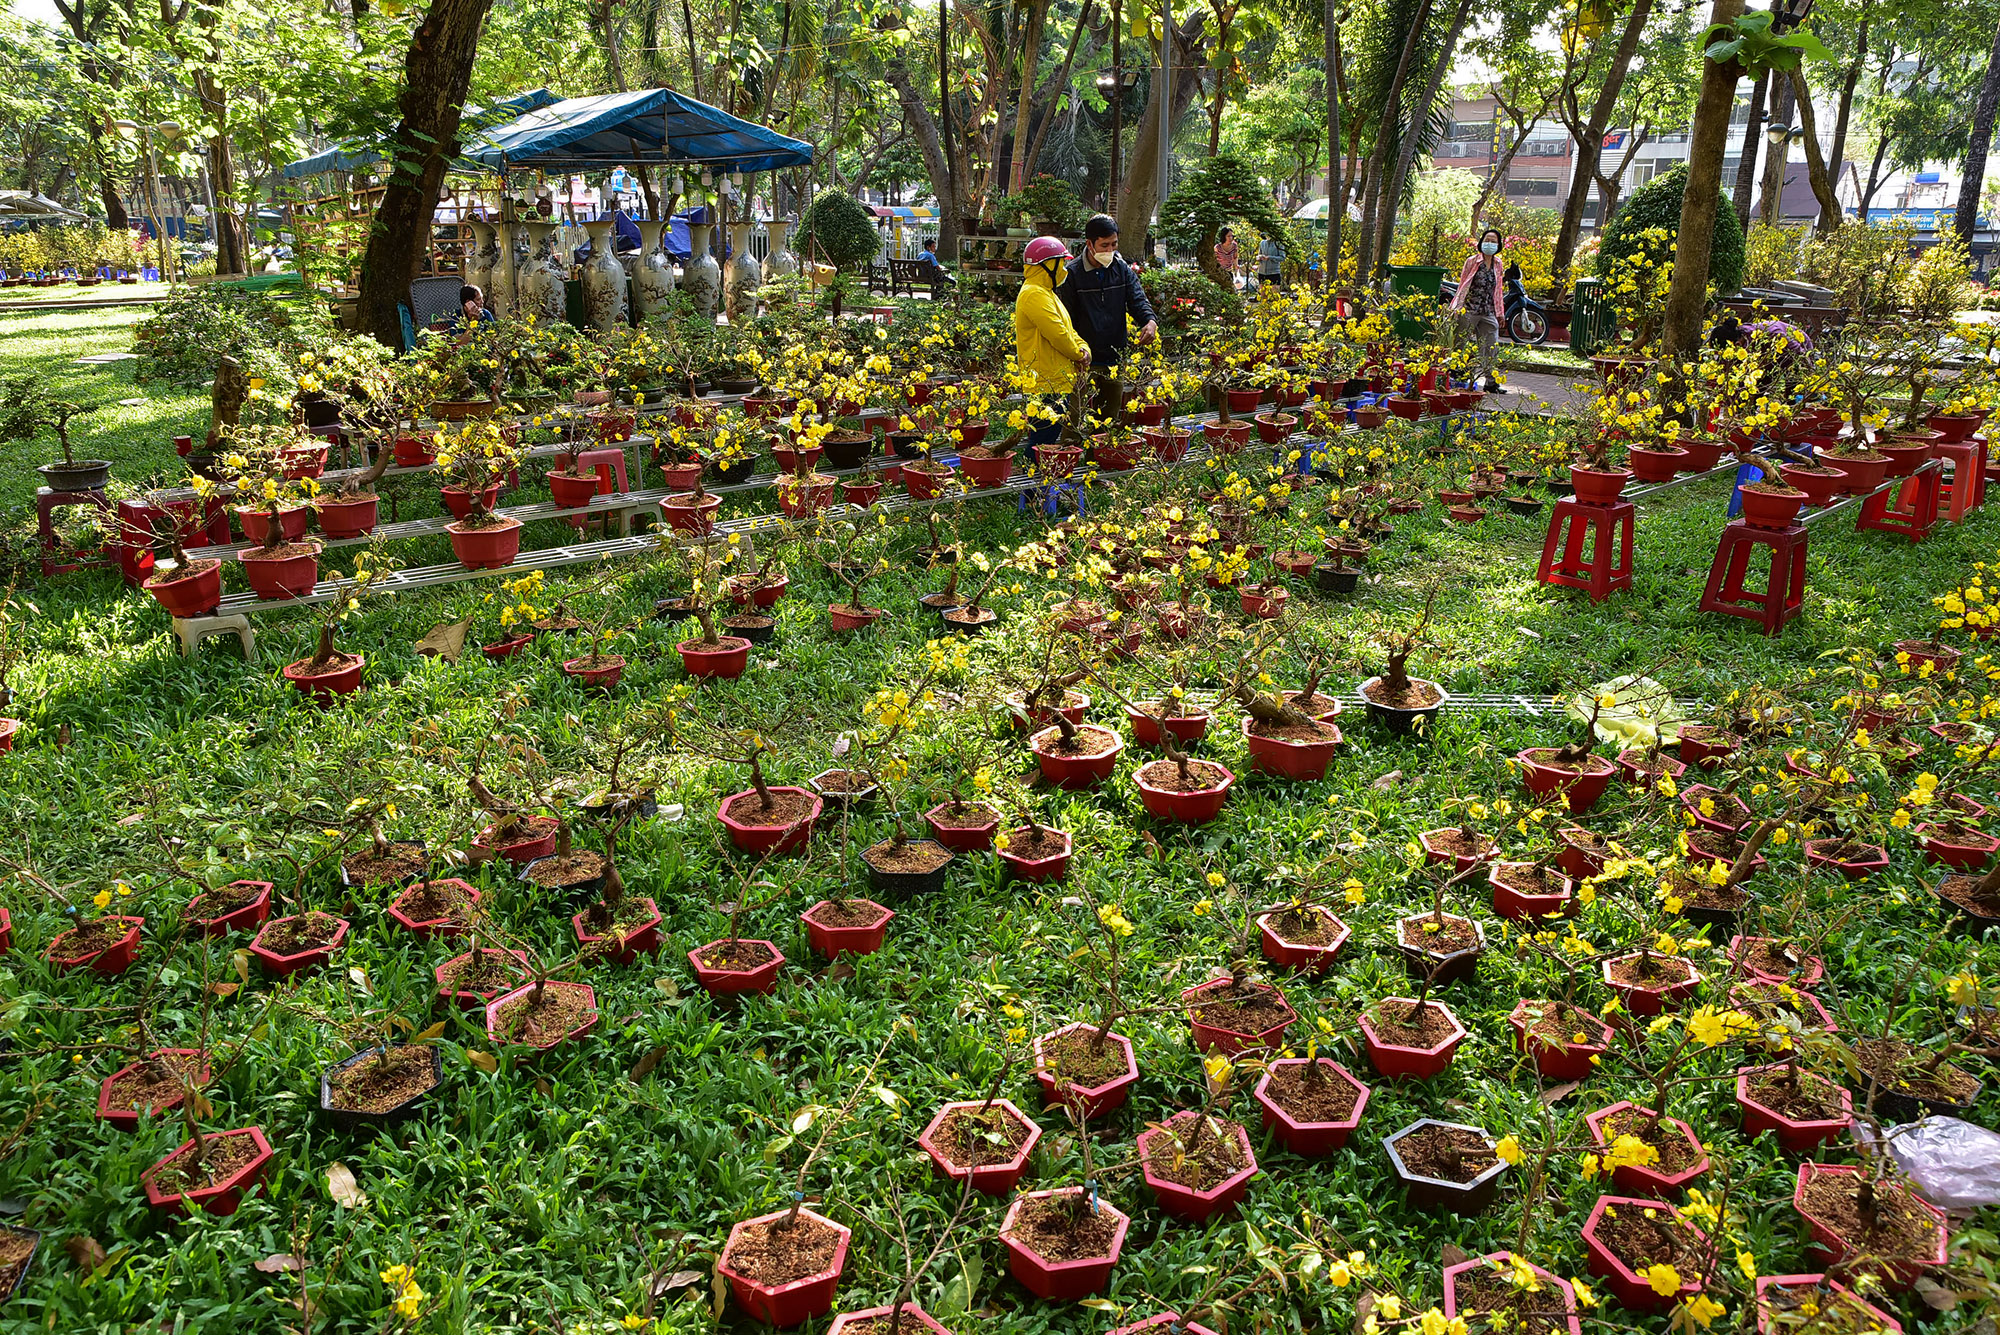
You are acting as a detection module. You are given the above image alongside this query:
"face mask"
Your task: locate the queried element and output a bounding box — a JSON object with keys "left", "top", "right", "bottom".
{"left": 1480, "top": 241, "right": 1499, "bottom": 255}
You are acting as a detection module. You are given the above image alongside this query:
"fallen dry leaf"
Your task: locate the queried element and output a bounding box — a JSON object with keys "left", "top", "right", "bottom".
{"left": 629, "top": 1045, "right": 670, "bottom": 1083}
{"left": 652, "top": 1269, "right": 703, "bottom": 1297}
{"left": 414, "top": 618, "right": 472, "bottom": 662}
{"left": 1441, "top": 1243, "right": 1471, "bottom": 1270}
{"left": 465, "top": 1050, "right": 498, "bottom": 1074}
{"left": 1371, "top": 770, "right": 1404, "bottom": 790}
{"left": 255, "top": 1254, "right": 305, "bottom": 1274}
{"left": 1538, "top": 1080, "right": 1581, "bottom": 1106}
{"left": 324, "top": 1162, "right": 367, "bottom": 1210}
{"left": 64, "top": 1234, "right": 108, "bottom": 1275}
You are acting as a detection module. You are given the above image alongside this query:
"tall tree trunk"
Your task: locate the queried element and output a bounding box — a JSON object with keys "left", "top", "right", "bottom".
{"left": 1023, "top": 0, "right": 1093, "bottom": 182}
{"left": 354, "top": 0, "right": 497, "bottom": 347}
{"left": 1662, "top": 0, "right": 1744, "bottom": 371}
{"left": 1731, "top": 69, "right": 1770, "bottom": 231}
{"left": 1325, "top": 0, "right": 1341, "bottom": 284}
{"left": 1113, "top": 13, "right": 1207, "bottom": 258}
{"left": 195, "top": 68, "right": 245, "bottom": 277}
{"left": 887, "top": 62, "right": 968, "bottom": 252}
{"left": 1788, "top": 67, "right": 1843, "bottom": 233}
{"left": 1374, "top": 0, "right": 1472, "bottom": 271}
{"left": 1008, "top": 0, "right": 1051, "bottom": 193}
{"left": 682, "top": 0, "right": 704, "bottom": 100}
{"left": 1550, "top": 0, "right": 1655, "bottom": 292}
{"left": 1955, "top": 20, "right": 2000, "bottom": 246}
{"left": 1826, "top": 10, "right": 1868, "bottom": 196}
{"left": 1355, "top": 0, "right": 1436, "bottom": 279}
{"left": 1758, "top": 74, "right": 1794, "bottom": 224}
{"left": 1858, "top": 133, "right": 1889, "bottom": 216}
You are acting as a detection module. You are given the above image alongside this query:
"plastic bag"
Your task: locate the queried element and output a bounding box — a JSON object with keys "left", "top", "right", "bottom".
{"left": 1856, "top": 1117, "right": 2000, "bottom": 1211}
{"left": 1567, "top": 675, "right": 1686, "bottom": 749}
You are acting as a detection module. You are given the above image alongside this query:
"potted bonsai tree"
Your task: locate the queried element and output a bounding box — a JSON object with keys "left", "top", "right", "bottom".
{"left": 1, "top": 374, "right": 109, "bottom": 492}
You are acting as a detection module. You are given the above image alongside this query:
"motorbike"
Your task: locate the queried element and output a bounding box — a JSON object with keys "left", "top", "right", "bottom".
{"left": 1437, "top": 261, "right": 1549, "bottom": 345}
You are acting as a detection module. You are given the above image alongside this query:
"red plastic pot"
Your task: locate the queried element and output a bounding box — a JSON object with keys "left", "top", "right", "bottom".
{"left": 1032, "top": 1022, "right": 1138, "bottom": 1116}
{"left": 1582, "top": 1194, "right": 1706, "bottom": 1311}
{"left": 718, "top": 786, "right": 823, "bottom": 854}
{"left": 548, "top": 470, "right": 601, "bottom": 510}
{"left": 1419, "top": 827, "right": 1497, "bottom": 871}
{"left": 777, "top": 480, "right": 837, "bottom": 518}
{"left": 237, "top": 504, "right": 311, "bottom": 545}
{"left": 315, "top": 494, "right": 379, "bottom": 538}
{"left": 1508, "top": 999, "right": 1611, "bottom": 1080}
{"left": 1616, "top": 749, "right": 1686, "bottom": 788}
{"left": 1091, "top": 440, "right": 1143, "bottom": 471}
{"left": 1239, "top": 585, "right": 1288, "bottom": 619}
{"left": 385, "top": 878, "right": 481, "bottom": 937}
{"left": 1677, "top": 437, "right": 1728, "bottom": 471}
{"left": 476, "top": 818, "right": 559, "bottom": 865}
{"left": 440, "top": 484, "right": 501, "bottom": 520}
{"left": 1727, "top": 935, "right": 1826, "bottom": 987}
{"left": 959, "top": 451, "right": 1014, "bottom": 487}
{"left": 657, "top": 461, "right": 704, "bottom": 491}
{"left": 45, "top": 915, "right": 144, "bottom": 975}
{"left": 828, "top": 1306, "right": 953, "bottom": 1335}
{"left": 1182, "top": 977, "right": 1297, "bottom": 1054}
{"left": 902, "top": 463, "right": 954, "bottom": 499}
{"left": 1927, "top": 412, "right": 1982, "bottom": 442}
{"left": 1514, "top": 749, "right": 1617, "bottom": 814}
{"left": 1444, "top": 1254, "right": 1581, "bottom": 1335}
{"left": 828, "top": 604, "right": 885, "bottom": 633}
{"left": 1555, "top": 827, "right": 1610, "bottom": 881}
{"left": 145, "top": 561, "right": 223, "bottom": 617}
{"left": 1803, "top": 838, "right": 1888, "bottom": 879}
{"left": 1740, "top": 484, "right": 1808, "bottom": 528}
{"left": 717, "top": 1207, "right": 851, "bottom": 1326}
{"left": 919, "top": 1097, "right": 1041, "bottom": 1195}
{"left": 1240, "top": 716, "right": 1341, "bottom": 781}
{"left": 1033, "top": 443, "right": 1083, "bottom": 477}
{"left": 1224, "top": 387, "right": 1262, "bottom": 414}
{"left": 677, "top": 635, "right": 751, "bottom": 679}
{"left": 1203, "top": 421, "right": 1252, "bottom": 453}
{"left": 1793, "top": 1163, "right": 1949, "bottom": 1291}
{"left": 97, "top": 1048, "right": 212, "bottom": 1131}
{"left": 482, "top": 633, "right": 534, "bottom": 660}
{"left": 1005, "top": 689, "right": 1089, "bottom": 732}
{"left": 999, "top": 827, "right": 1072, "bottom": 881}
{"left": 1138, "top": 1112, "right": 1258, "bottom": 1222}
{"left": 393, "top": 434, "right": 435, "bottom": 467}
{"left": 283, "top": 651, "right": 364, "bottom": 702}
{"left": 240, "top": 543, "right": 322, "bottom": 601}
{"left": 1585, "top": 1101, "right": 1710, "bottom": 1193}
{"left": 1387, "top": 395, "right": 1425, "bottom": 421}
{"left": 433, "top": 947, "right": 531, "bottom": 1009}
{"left": 1754, "top": 1275, "right": 1905, "bottom": 1335}
{"left": 841, "top": 479, "right": 882, "bottom": 506}
{"left": 1627, "top": 445, "right": 1687, "bottom": 483}
{"left": 249, "top": 914, "right": 349, "bottom": 976}
{"left": 1029, "top": 724, "right": 1123, "bottom": 790}
{"left": 1000, "top": 1191, "right": 1131, "bottom": 1303}
{"left": 1680, "top": 783, "right": 1751, "bottom": 834}
{"left": 141, "top": 1126, "right": 274, "bottom": 1217}
{"left": 484, "top": 980, "right": 599, "bottom": 1054}
{"left": 1915, "top": 821, "right": 1999, "bottom": 870}
{"left": 770, "top": 442, "right": 824, "bottom": 473}
{"left": 1600, "top": 951, "right": 1703, "bottom": 1016}
{"left": 1128, "top": 402, "right": 1168, "bottom": 426}
{"left": 801, "top": 899, "right": 894, "bottom": 957}
{"left": 561, "top": 655, "right": 624, "bottom": 689}
{"left": 923, "top": 802, "right": 1001, "bottom": 852}
{"left": 187, "top": 881, "right": 273, "bottom": 937}
{"left": 1678, "top": 728, "right": 1741, "bottom": 768}
{"left": 1358, "top": 999, "right": 1467, "bottom": 1080}
{"left": 1825, "top": 452, "right": 1889, "bottom": 494}
{"left": 1736, "top": 1064, "right": 1852, "bottom": 1153}
{"left": 571, "top": 898, "right": 663, "bottom": 964}
{"left": 1487, "top": 861, "right": 1576, "bottom": 920}
{"left": 1133, "top": 759, "right": 1234, "bottom": 823}
{"left": 1253, "top": 1058, "right": 1371, "bottom": 1156}
{"left": 662, "top": 492, "right": 722, "bottom": 534}
{"left": 1126, "top": 704, "right": 1212, "bottom": 747}
{"left": 446, "top": 517, "right": 522, "bottom": 570}
{"left": 1569, "top": 466, "right": 1632, "bottom": 504}
{"left": 1256, "top": 908, "right": 1350, "bottom": 975}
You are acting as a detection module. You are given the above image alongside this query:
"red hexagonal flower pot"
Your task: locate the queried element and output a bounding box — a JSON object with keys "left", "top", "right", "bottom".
{"left": 1754, "top": 1275, "right": 1904, "bottom": 1335}
{"left": 1727, "top": 935, "right": 1825, "bottom": 988}
{"left": 1256, "top": 907, "right": 1350, "bottom": 975}
{"left": 718, "top": 1207, "right": 852, "bottom": 1327}
{"left": 185, "top": 881, "right": 272, "bottom": 937}
{"left": 1803, "top": 838, "right": 1889, "bottom": 879}
{"left": 387, "top": 879, "right": 480, "bottom": 938}
{"left": 1182, "top": 977, "right": 1296, "bottom": 1054}
{"left": 690, "top": 938, "right": 785, "bottom": 995}
{"left": 141, "top": 1125, "right": 274, "bottom": 1217}
{"left": 923, "top": 802, "right": 1000, "bottom": 852}
{"left": 919, "top": 1097, "right": 1041, "bottom": 1195}
{"left": 1253, "top": 1058, "right": 1370, "bottom": 1156}
{"left": 1584, "top": 1102, "right": 1710, "bottom": 1194}
{"left": 1792, "top": 1163, "right": 1949, "bottom": 1291}
{"left": 1137, "top": 1112, "right": 1258, "bottom": 1222}
{"left": 1443, "top": 1253, "right": 1581, "bottom": 1335}
{"left": 999, "top": 1189, "right": 1129, "bottom": 1301}
{"left": 678, "top": 635, "right": 751, "bottom": 679}
{"left": 662, "top": 492, "right": 722, "bottom": 534}
{"left": 1359, "top": 999, "right": 1467, "bottom": 1079}
{"left": 1240, "top": 716, "right": 1341, "bottom": 780}
{"left": 1515, "top": 749, "right": 1617, "bottom": 814}
{"left": 827, "top": 1305, "right": 953, "bottom": 1335}
{"left": 1915, "top": 821, "right": 2000, "bottom": 870}
{"left": 240, "top": 543, "right": 322, "bottom": 600}
{"left": 1133, "top": 758, "right": 1234, "bottom": 823}
{"left": 802, "top": 899, "right": 895, "bottom": 956}
{"left": 1736, "top": 1064, "right": 1852, "bottom": 1154}
{"left": 1126, "top": 704, "right": 1212, "bottom": 747}
{"left": 144, "top": 560, "right": 222, "bottom": 617}
{"left": 1032, "top": 1022, "right": 1139, "bottom": 1117}
{"left": 1005, "top": 688, "right": 1090, "bottom": 732}
{"left": 1582, "top": 1194, "right": 1706, "bottom": 1311}
{"left": 1487, "top": 862, "right": 1577, "bottom": 920}
{"left": 98, "top": 1049, "right": 211, "bottom": 1131}
{"left": 1508, "top": 999, "right": 1613, "bottom": 1081}
{"left": 999, "top": 827, "right": 1072, "bottom": 881}
{"left": 485, "top": 980, "right": 599, "bottom": 1054}
{"left": 1419, "top": 826, "right": 1497, "bottom": 870}
{"left": 1601, "top": 951, "right": 1702, "bottom": 1016}
{"left": 572, "top": 897, "right": 663, "bottom": 964}
{"left": 1029, "top": 724, "right": 1123, "bottom": 789}
{"left": 1616, "top": 749, "right": 1686, "bottom": 788}
{"left": 1679, "top": 783, "right": 1751, "bottom": 834}
{"left": 434, "top": 947, "right": 531, "bottom": 1009}
{"left": 249, "top": 913, "right": 349, "bottom": 976}
{"left": 719, "top": 786, "right": 823, "bottom": 854}
{"left": 43, "top": 914, "right": 143, "bottom": 974}
{"left": 474, "top": 816, "right": 560, "bottom": 866}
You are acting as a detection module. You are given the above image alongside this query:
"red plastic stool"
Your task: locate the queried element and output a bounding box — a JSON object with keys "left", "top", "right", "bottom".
{"left": 572, "top": 447, "right": 631, "bottom": 495}
{"left": 1935, "top": 440, "right": 1986, "bottom": 521}
{"left": 1535, "top": 499, "right": 1634, "bottom": 602}
{"left": 37, "top": 487, "right": 115, "bottom": 577}
{"left": 1856, "top": 462, "right": 1939, "bottom": 542}
{"left": 113, "top": 496, "right": 231, "bottom": 584}
{"left": 1699, "top": 519, "right": 1806, "bottom": 634}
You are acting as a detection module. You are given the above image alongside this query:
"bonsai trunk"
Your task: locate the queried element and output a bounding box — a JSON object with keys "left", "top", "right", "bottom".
{"left": 308, "top": 620, "right": 341, "bottom": 672}
{"left": 747, "top": 750, "right": 775, "bottom": 810}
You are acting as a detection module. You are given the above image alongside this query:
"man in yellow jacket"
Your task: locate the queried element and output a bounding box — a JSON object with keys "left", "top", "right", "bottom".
{"left": 1014, "top": 236, "right": 1091, "bottom": 446}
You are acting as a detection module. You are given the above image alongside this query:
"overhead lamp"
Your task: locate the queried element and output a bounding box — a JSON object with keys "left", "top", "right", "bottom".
{"left": 1771, "top": 0, "right": 1814, "bottom": 32}
{"left": 1766, "top": 122, "right": 1805, "bottom": 147}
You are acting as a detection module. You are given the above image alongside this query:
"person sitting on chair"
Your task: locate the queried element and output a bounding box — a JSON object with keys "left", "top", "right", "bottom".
{"left": 915, "top": 236, "right": 954, "bottom": 287}
{"left": 459, "top": 284, "right": 497, "bottom": 327}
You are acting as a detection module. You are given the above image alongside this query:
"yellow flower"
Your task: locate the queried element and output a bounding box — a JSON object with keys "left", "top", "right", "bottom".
{"left": 1569, "top": 1277, "right": 1597, "bottom": 1309}
{"left": 1685, "top": 1294, "right": 1725, "bottom": 1328}
{"left": 1641, "top": 1263, "right": 1681, "bottom": 1297}
{"left": 1326, "top": 1257, "right": 1354, "bottom": 1287}
{"left": 1192, "top": 899, "right": 1212, "bottom": 915}
{"left": 621, "top": 1316, "right": 649, "bottom": 1330}
{"left": 1205, "top": 871, "right": 1226, "bottom": 889}
{"left": 1948, "top": 973, "right": 1981, "bottom": 1006}
{"left": 1495, "top": 1135, "right": 1524, "bottom": 1165}
{"left": 1736, "top": 1249, "right": 1757, "bottom": 1283}
{"left": 92, "top": 889, "right": 112, "bottom": 910}
{"left": 1203, "top": 1053, "right": 1233, "bottom": 1084}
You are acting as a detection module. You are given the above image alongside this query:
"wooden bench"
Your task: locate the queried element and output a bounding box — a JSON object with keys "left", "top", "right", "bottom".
{"left": 888, "top": 259, "right": 946, "bottom": 299}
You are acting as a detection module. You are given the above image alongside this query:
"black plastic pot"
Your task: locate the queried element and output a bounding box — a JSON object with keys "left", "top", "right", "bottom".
{"left": 708, "top": 456, "right": 757, "bottom": 485}
{"left": 520, "top": 854, "right": 610, "bottom": 903}
{"left": 863, "top": 839, "right": 955, "bottom": 897}
{"left": 943, "top": 606, "right": 1001, "bottom": 635}
{"left": 338, "top": 840, "right": 432, "bottom": 891}
{"left": 1358, "top": 676, "right": 1449, "bottom": 737}
{"left": 320, "top": 1044, "right": 443, "bottom": 1131}
{"left": 822, "top": 436, "right": 874, "bottom": 471}
{"left": 914, "top": 545, "right": 961, "bottom": 566}
{"left": 888, "top": 432, "right": 925, "bottom": 460}
{"left": 1543, "top": 477, "right": 1574, "bottom": 496}
{"left": 1314, "top": 562, "right": 1360, "bottom": 595}
{"left": 38, "top": 460, "right": 111, "bottom": 492}
{"left": 712, "top": 376, "right": 758, "bottom": 396}
{"left": 722, "top": 614, "right": 777, "bottom": 644}
{"left": 919, "top": 593, "right": 963, "bottom": 617}
{"left": 1396, "top": 913, "right": 1487, "bottom": 984}
{"left": 1502, "top": 496, "right": 1543, "bottom": 517}
{"left": 1866, "top": 1074, "right": 1983, "bottom": 1124}
{"left": 579, "top": 791, "right": 659, "bottom": 822}
{"left": 0, "top": 1225, "right": 38, "bottom": 1303}
{"left": 1679, "top": 901, "right": 1741, "bottom": 934}
{"left": 1383, "top": 1119, "right": 1508, "bottom": 1213}
{"left": 651, "top": 596, "right": 699, "bottom": 620}
{"left": 810, "top": 769, "right": 880, "bottom": 810}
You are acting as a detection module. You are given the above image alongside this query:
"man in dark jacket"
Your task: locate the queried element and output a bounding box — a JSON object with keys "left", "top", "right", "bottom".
{"left": 1060, "top": 214, "right": 1158, "bottom": 421}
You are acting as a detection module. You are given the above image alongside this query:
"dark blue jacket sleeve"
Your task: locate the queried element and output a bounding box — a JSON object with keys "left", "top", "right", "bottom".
{"left": 1124, "top": 263, "right": 1156, "bottom": 328}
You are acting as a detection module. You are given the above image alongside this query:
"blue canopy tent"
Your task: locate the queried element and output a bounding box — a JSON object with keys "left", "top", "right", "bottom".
{"left": 281, "top": 89, "right": 563, "bottom": 179}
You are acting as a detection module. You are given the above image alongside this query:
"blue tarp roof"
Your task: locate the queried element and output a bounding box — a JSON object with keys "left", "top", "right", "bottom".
{"left": 282, "top": 89, "right": 562, "bottom": 178}
{"left": 283, "top": 87, "right": 812, "bottom": 179}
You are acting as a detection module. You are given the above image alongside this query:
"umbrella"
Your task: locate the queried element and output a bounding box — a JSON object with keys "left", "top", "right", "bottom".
{"left": 1292, "top": 198, "right": 1330, "bottom": 221}
{"left": 0, "top": 191, "right": 86, "bottom": 221}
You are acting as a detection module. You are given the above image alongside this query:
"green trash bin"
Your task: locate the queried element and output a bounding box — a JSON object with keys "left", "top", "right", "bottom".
{"left": 1569, "top": 277, "right": 1614, "bottom": 359}
{"left": 1384, "top": 264, "right": 1448, "bottom": 340}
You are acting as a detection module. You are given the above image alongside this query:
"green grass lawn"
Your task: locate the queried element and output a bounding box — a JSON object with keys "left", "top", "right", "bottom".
{"left": 0, "top": 281, "right": 171, "bottom": 305}
{"left": 1, "top": 305, "right": 1996, "bottom": 1334}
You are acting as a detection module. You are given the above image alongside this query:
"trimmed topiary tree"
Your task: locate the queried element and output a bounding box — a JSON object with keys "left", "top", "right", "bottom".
{"left": 1159, "top": 152, "right": 1301, "bottom": 287}
{"left": 799, "top": 192, "right": 881, "bottom": 272}
{"left": 1599, "top": 164, "right": 1744, "bottom": 294}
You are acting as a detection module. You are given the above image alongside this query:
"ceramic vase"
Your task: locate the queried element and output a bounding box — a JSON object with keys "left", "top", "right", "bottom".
{"left": 521, "top": 221, "right": 567, "bottom": 323}
{"left": 486, "top": 220, "right": 518, "bottom": 318}
{"left": 634, "top": 219, "right": 676, "bottom": 319}
{"left": 764, "top": 220, "right": 799, "bottom": 279}
{"left": 727, "top": 222, "right": 762, "bottom": 321}
{"left": 684, "top": 222, "right": 721, "bottom": 320}
{"left": 464, "top": 220, "right": 495, "bottom": 305}
{"left": 581, "top": 220, "right": 630, "bottom": 331}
